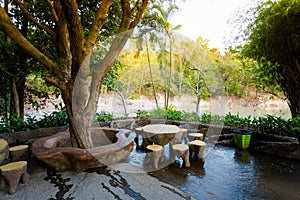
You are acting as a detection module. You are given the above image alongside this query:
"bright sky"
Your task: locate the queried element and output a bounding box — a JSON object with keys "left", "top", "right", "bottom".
{"left": 170, "top": 0, "right": 254, "bottom": 51}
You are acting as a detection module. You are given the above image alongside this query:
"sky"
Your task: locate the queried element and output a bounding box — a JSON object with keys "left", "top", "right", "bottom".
{"left": 170, "top": 0, "right": 254, "bottom": 51}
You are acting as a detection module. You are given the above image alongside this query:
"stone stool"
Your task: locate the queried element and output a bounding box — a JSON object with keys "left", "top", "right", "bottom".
{"left": 172, "top": 144, "right": 190, "bottom": 168}
{"left": 145, "top": 144, "right": 163, "bottom": 169}
{"left": 0, "top": 161, "right": 29, "bottom": 194}
{"left": 188, "top": 133, "right": 204, "bottom": 141}
{"left": 0, "top": 139, "right": 9, "bottom": 164}
{"left": 188, "top": 140, "right": 206, "bottom": 162}
{"left": 9, "top": 145, "right": 29, "bottom": 162}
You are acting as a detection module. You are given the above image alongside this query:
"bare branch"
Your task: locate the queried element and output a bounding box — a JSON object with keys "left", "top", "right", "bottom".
{"left": 13, "top": 0, "right": 55, "bottom": 37}
{"left": 84, "top": 30, "right": 133, "bottom": 118}
{"left": 120, "top": 0, "right": 131, "bottom": 31}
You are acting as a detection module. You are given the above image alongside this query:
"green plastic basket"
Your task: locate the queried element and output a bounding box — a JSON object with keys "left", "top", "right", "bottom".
{"left": 233, "top": 129, "right": 252, "bottom": 149}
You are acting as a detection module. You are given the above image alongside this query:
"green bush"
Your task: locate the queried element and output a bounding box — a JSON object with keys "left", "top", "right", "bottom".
{"left": 136, "top": 110, "right": 150, "bottom": 119}
{"left": 1, "top": 104, "right": 299, "bottom": 139}
{"left": 165, "top": 105, "right": 182, "bottom": 120}
{"left": 0, "top": 114, "right": 28, "bottom": 133}
{"left": 93, "top": 111, "right": 114, "bottom": 122}
{"left": 181, "top": 112, "right": 200, "bottom": 122}
{"left": 37, "top": 108, "right": 68, "bottom": 128}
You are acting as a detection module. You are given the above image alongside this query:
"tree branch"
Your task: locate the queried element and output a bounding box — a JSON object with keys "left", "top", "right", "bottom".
{"left": 84, "top": 30, "right": 133, "bottom": 118}
{"left": 129, "top": 0, "right": 149, "bottom": 29}
{"left": 187, "top": 66, "right": 204, "bottom": 75}
{"left": 0, "top": 7, "right": 63, "bottom": 80}
{"left": 45, "top": 75, "right": 65, "bottom": 90}
{"left": 46, "top": 0, "right": 59, "bottom": 23}
{"left": 13, "top": 0, "right": 55, "bottom": 37}
{"left": 59, "top": 0, "right": 84, "bottom": 75}
{"left": 120, "top": 0, "right": 131, "bottom": 31}
{"left": 83, "top": 0, "right": 114, "bottom": 59}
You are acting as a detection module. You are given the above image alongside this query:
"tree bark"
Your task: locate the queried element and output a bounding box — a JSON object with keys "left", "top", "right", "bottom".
{"left": 283, "top": 83, "right": 300, "bottom": 118}
{"left": 17, "top": 77, "right": 26, "bottom": 120}
{"left": 11, "top": 75, "right": 20, "bottom": 117}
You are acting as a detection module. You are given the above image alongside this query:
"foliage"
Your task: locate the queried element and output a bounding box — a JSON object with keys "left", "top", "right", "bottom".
{"left": 25, "top": 73, "right": 60, "bottom": 110}
{"left": 1, "top": 105, "right": 299, "bottom": 139}
{"left": 93, "top": 111, "right": 114, "bottom": 122}
{"left": 181, "top": 112, "right": 200, "bottom": 122}
{"left": 0, "top": 114, "right": 28, "bottom": 133}
{"left": 136, "top": 110, "right": 151, "bottom": 119}
{"left": 165, "top": 105, "right": 182, "bottom": 120}
{"left": 36, "top": 103, "right": 68, "bottom": 128}
{"left": 241, "top": 0, "right": 300, "bottom": 117}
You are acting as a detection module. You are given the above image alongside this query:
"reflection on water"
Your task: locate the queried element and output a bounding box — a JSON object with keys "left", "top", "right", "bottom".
{"left": 124, "top": 131, "right": 300, "bottom": 199}
{"left": 234, "top": 149, "right": 251, "bottom": 164}
{"left": 150, "top": 145, "right": 300, "bottom": 200}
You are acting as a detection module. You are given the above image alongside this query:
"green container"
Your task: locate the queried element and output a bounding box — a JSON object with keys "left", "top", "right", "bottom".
{"left": 233, "top": 129, "right": 252, "bottom": 149}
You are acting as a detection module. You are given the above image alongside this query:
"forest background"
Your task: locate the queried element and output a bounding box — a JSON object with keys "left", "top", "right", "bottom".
{"left": 0, "top": 0, "right": 291, "bottom": 124}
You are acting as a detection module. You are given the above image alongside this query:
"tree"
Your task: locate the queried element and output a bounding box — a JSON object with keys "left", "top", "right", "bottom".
{"left": 0, "top": 0, "right": 176, "bottom": 148}
{"left": 148, "top": 3, "right": 181, "bottom": 109}
{"left": 242, "top": 0, "right": 300, "bottom": 117}
{"left": 134, "top": 27, "right": 160, "bottom": 109}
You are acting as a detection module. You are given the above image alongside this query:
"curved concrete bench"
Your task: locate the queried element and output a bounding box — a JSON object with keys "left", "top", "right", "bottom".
{"left": 32, "top": 128, "right": 134, "bottom": 171}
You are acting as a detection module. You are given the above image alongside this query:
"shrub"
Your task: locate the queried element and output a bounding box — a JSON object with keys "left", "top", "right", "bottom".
{"left": 94, "top": 111, "right": 114, "bottom": 122}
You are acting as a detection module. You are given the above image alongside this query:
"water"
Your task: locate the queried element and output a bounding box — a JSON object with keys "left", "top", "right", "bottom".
{"left": 122, "top": 131, "right": 300, "bottom": 199}
{"left": 149, "top": 145, "right": 300, "bottom": 199}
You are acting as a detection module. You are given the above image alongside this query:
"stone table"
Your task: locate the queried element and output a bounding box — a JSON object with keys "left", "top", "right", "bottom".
{"left": 141, "top": 124, "right": 180, "bottom": 148}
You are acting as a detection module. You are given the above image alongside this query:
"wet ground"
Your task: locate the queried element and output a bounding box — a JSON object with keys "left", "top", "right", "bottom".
{"left": 148, "top": 145, "right": 300, "bottom": 200}
{"left": 1, "top": 133, "right": 300, "bottom": 199}
{"left": 121, "top": 130, "right": 300, "bottom": 200}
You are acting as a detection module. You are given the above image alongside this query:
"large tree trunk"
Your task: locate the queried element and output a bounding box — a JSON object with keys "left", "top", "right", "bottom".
{"left": 285, "top": 87, "right": 300, "bottom": 118}
{"left": 11, "top": 76, "right": 26, "bottom": 120}
{"left": 61, "top": 85, "right": 85, "bottom": 149}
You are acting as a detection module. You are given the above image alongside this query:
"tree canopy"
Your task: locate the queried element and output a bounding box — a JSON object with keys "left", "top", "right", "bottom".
{"left": 242, "top": 0, "right": 300, "bottom": 117}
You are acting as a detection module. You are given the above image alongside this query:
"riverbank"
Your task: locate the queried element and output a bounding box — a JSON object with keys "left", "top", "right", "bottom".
{"left": 24, "top": 93, "right": 291, "bottom": 119}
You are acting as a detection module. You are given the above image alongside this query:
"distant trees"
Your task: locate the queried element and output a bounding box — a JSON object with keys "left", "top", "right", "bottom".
{"left": 242, "top": 0, "right": 300, "bottom": 117}
{"left": 118, "top": 34, "right": 261, "bottom": 114}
